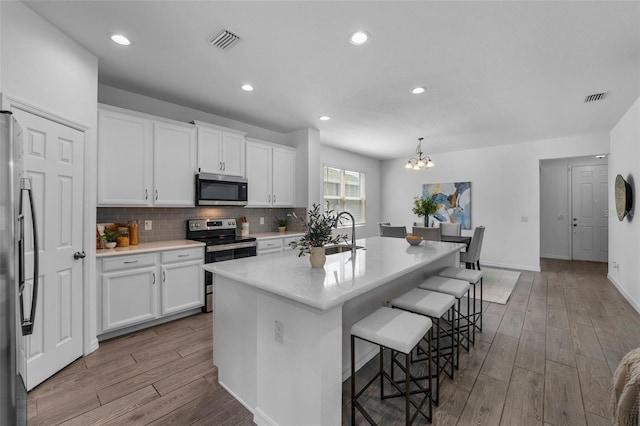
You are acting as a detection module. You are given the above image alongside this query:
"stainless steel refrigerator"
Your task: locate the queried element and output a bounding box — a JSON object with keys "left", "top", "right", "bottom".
{"left": 1, "top": 110, "right": 39, "bottom": 425}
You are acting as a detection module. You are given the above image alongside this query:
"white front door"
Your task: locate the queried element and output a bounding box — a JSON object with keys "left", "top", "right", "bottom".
{"left": 571, "top": 164, "right": 608, "bottom": 262}
{"left": 12, "top": 108, "right": 85, "bottom": 390}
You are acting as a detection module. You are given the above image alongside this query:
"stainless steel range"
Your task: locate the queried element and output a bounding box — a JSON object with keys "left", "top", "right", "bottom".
{"left": 186, "top": 218, "right": 257, "bottom": 312}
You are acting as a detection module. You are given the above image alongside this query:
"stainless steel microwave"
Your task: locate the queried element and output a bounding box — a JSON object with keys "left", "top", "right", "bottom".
{"left": 195, "top": 173, "right": 248, "bottom": 206}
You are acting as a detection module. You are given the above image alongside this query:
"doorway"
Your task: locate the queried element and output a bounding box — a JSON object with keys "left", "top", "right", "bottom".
{"left": 539, "top": 156, "right": 608, "bottom": 262}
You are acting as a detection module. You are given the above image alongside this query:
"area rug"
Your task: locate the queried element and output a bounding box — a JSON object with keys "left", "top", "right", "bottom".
{"left": 475, "top": 267, "right": 521, "bottom": 304}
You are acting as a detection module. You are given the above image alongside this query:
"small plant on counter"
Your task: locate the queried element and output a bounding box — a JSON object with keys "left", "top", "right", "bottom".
{"left": 275, "top": 217, "right": 288, "bottom": 227}
{"left": 289, "top": 203, "right": 347, "bottom": 257}
{"left": 412, "top": 196, "right": 438, "bottom": 226}
{"left": 102, "top": 228, "right": 120, "bottom": 242}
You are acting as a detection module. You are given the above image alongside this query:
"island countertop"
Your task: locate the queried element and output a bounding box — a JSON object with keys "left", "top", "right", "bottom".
{"left": 204, "top": 236, "right": 463, "bottom": 311}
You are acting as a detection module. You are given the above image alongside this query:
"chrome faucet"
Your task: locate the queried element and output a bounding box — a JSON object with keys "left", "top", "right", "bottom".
{"left": 336, "top": 211, "right": 356, "bottom": 253}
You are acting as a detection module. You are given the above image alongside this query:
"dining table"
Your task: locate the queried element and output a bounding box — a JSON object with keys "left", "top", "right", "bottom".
{"left": 441, "top": 234, "right": 472, "bottom": 249}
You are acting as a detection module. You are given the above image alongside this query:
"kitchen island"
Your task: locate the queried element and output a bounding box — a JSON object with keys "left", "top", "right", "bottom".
{"left": 204, "top": 236, "right": 463, "bottom": 426}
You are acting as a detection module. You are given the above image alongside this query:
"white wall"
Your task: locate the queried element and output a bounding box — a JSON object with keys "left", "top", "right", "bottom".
{"left": 540, "top": 156, "right": 608, "bottom": 260}
{"left": 381, "top": 132, "right": 609, "bottom": 271}
{"left": 320, "top": 146, "right": 382, "bottom": 238}
{"left": 1, "top": 0, "right": 99, "bottom": 353}
{"left": 609, "top": 95, "right": 640, "bottom": 312}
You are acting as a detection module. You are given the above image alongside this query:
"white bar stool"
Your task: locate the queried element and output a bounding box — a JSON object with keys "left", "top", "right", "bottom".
{"left": 418, "top": 276, "right": 472, "bottom": 352}
{"left": 438, "top": 267, "right": 484, "bottom": 341}
{"left": 351, "top": 307, "right": 433, "bottom": 425}
{"left": 390, "top": 288, "right": 456, "bottom": 405}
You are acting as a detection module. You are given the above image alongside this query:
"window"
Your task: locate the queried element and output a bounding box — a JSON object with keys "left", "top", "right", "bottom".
{"left": 323, "top": 166, "right": 366, "bottom": 226}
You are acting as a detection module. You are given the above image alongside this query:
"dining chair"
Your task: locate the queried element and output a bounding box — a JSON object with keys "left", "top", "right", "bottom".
{"left": 380, "top": 225, "right": 407, "bottom": 238}
{"left": 440, "top": 223, "right": 461, "bottom": 237}
{"left": 460, "top": 226, "right": 485, "bottom": 270}
{"left": 377, "top": 222, "right": 391, "bottom": 236}
{"left": 412, "top": 226, "right": 441, "bottom": 241}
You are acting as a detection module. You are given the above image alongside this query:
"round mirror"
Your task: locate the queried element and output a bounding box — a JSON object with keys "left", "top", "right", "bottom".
{"left": 615, "top": 174, "right": 633, "bottom": 221}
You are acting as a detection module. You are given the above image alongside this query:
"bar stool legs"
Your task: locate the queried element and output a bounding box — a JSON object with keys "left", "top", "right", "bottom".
{"left": 350, "top": 308, "right": 433, "bottom": 425}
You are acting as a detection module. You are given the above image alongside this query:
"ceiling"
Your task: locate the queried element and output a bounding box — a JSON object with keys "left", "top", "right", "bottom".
{"left": 23, "top": 1, "right": 640, "bottom": 160}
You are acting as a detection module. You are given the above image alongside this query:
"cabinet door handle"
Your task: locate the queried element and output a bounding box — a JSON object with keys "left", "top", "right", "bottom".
{"left": 152, "top": 272, "right": 155, "bottom": 285}
{"left": 268, "top": 194, "right": 271, "bottom": 202}
{"left": 163, "top": 271, "right": 166, "bottom": 282}
{"left": 223, "top": 162, "right": 226, "bottom": 171}
{"left": 219, "top": 162, "right": 223, "bottom": 171}
{"left": 155, "top": 189, "right": 159, "bottom": 200}
{"left": 145, "top": 189, "right": 148, "bottom": 200}
{"left": 124, "top": 260, "right": 139, "bottom": 264}
{"left": 273, "top": 194, "right": 276, "bottom": 203}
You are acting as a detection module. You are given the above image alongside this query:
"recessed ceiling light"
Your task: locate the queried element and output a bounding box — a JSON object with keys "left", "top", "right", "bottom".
{"left": 349, "top": 31, "right": 369, "bottom": 45}
{"left": 411, "top": 87, "right": 426, "bottom": 95}
{"left": 241, "top": 84, "right": 254, "bottom": 92}
{"left": 319, "top": 116, "right": 331, "bottom": 121}
{"left": 109, "top": 33, "right": 132, "bottom": 46}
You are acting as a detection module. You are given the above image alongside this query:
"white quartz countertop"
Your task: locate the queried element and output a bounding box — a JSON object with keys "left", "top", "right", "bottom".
{"left": 96, "top": 239, "right": 205, "bottom": 257}
{"left": 250, "top": 232, "right": 304, "bottom": 239}
{"left": 204, "top": 236, "right": 464, "bottom": 311}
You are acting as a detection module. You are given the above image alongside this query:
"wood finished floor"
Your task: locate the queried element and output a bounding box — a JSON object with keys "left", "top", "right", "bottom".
{"left": 27, "top": 259, "right": 638, "bottom": 425}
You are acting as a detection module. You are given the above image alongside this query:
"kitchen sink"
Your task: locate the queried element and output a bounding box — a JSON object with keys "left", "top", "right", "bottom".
{"left": 325, "top": 244, "right": 365, "bottom": 255}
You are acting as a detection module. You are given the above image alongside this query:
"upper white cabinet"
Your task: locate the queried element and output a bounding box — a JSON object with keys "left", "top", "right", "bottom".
{"left": 98, "top": 107, "right": 153, "bottom": 206}
{"left": 194, "top": 121, "right": 246, "bottom": 177}
{"left": 245, "top": 138, "right": 296, "bottom": 207}
{"left": 153, "top": 121, "right": 196, "bottom": 206}
{"left": 98, "top": 105, "right": 196, "bottom": 207}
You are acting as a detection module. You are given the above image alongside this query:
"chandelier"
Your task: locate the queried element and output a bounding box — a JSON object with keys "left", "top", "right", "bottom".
{"left": 404, "top": 137, "right": 435, "bottom": 170}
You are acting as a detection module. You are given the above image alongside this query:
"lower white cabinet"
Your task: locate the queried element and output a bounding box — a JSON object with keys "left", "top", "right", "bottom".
{"left": 160, "top": 248, "right": 204, "bottom": 315}
{"left": 98, "top": 247, "right": 204, "bottom": 335}
{"left": 256, "top": 234, "right": 303, "bottom": 255}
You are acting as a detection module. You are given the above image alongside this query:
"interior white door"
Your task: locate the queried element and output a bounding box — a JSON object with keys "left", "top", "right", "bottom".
{"left": 571, "top": 164, "right": 608, "bottom": 262}
{"left": 12, "top": 108, "right": 84, "bottom": 390}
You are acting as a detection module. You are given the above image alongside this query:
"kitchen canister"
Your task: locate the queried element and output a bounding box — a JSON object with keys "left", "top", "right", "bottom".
{"left": 128, "top": 220, "right": 139, "bottom": 245}
{"left": 241, "top": 222, "right": 249, "bottom": 237}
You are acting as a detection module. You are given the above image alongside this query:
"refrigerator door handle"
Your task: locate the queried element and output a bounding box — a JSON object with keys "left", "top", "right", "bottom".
{"left": 18, "top": 177, "right": 39, "bottom": 336}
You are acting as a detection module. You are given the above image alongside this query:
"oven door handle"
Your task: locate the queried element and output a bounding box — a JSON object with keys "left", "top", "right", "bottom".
{"left": 206, "top": 241, "right": 257, "bottom": 253}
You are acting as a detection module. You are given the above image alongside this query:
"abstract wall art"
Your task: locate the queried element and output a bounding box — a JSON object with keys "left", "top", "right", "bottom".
{"left": 423, "top": 182, "right": 471, "bottom": 229}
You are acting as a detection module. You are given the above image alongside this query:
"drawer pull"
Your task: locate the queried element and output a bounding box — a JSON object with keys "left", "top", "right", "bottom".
{"left": 124, "top": 260, "right": 139, "bottom": 264}
{"left": 178, "top": 254, "right": 190, "bottom": 258}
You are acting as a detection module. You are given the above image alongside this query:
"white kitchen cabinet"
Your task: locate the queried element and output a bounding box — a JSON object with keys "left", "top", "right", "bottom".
{"left": 160, "top": 248, "right": 204, "bottom": 315}
{"left": 245, "top": 138, "right": 295, "bottom": 207}
{"left": 100, "top": 253, "right": 158, "bottom": 333}
{"left": 194, "top": 121, "right": 246, "bottom": 177}
{"left": 98, "top": 107, "right": 153, "bottom": 205}
{"left": 97, "top": 244, "right": 205, "bottom": 336}
{"left": 153, "top": 121, "right": 196, "bottom": 206}
{"left": 98, "top": 104, "right": 196, "bottom": 207}
{"left": 257, "top": 237, "right": 284, "bottom": 255}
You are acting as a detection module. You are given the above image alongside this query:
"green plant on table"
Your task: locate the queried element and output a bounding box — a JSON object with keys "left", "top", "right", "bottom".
{"left": 412, "top": 196, "right": 438, "bottom": 226}
{"left": 289, "top": 203, "right": 347, "bottom": 256}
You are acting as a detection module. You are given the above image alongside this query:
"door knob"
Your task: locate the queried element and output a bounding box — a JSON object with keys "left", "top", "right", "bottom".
{"left": 73, "top": 251, "right": 86, "bottom": 260}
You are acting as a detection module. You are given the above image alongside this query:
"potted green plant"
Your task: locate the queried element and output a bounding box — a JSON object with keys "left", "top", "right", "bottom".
{"left": 275, "top": 217, "right": 288, "bottom": 233}
{"left": 289, "top": 203, "right": 347, "bottom": 268}
{"left": 102, "top": 228, "right": 120, "bottom": 249}
{"left": 412, "top": 196, "right": 438, "bottom": 227}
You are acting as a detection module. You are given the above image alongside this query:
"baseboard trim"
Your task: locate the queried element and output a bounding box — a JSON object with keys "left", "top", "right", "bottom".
{"left": 481, "top": 261, "right": 541, "bottom": 272}
{"left": 218, "top": 380, "right": 255, "bottom": 415}
{"left": 540, "top": 254, "right": 571, "bottom": 260}
{"left": 607, "top": 274, "right": 640, "bottom": 315}
{"left": 253, "top": 407, "right": 278, "bottom": 426}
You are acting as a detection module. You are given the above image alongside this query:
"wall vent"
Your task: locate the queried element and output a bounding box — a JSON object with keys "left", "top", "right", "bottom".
{"left": 584, "top": 92, "right": 608, "bottom": 103}
{"left": 209, "top": 28, "right": 241, "bottom": 50}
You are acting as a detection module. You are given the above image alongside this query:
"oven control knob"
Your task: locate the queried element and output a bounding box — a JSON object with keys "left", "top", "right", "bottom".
{"left": 195, "top": 223, "right": 200, "bottom": 227}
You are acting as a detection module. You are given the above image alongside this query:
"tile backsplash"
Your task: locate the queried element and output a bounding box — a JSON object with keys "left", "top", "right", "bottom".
{"left": 97, "top": 207, "right": 307, "bottom": 243}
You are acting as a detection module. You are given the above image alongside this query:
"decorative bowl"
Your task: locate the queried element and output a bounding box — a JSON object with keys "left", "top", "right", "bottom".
{"left": 406, "top": 235, "right": 422, "bottom": 246}
{"left": 105, "top": 242, "right": 117, "bottom": 249}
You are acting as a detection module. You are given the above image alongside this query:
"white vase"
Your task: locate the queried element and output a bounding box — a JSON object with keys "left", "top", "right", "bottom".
{"left": 309, "top": 247, "right": 326, "bottom": 268}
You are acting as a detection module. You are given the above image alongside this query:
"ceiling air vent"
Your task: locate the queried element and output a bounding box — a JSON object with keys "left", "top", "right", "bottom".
{"left": 209, "top": 28, "right": 241, "bottom": 50}
{"left": 584, "top": 92, "right": 608, "bottom": 103}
